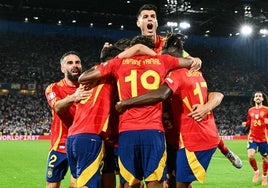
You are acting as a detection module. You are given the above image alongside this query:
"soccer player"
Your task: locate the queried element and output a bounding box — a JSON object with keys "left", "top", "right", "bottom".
{"left": 136, "top": 4, "right": 188, "bottom": 57}
{"left": 114, "top": 33, "right": 232, "bottom": 188}
{"left": 45, "top": 51, "right": 91, "bottom": 188}
{"left": 99, "top": 42, "right": 130, "bottom": 188}
{"left": 78, "top": 35, "right": 201, "bottom": 188}
{"left": 65, "top": 45, "right": 125, "bottom": 188}
{"left": 136, "top": 4, "right": 165, "bottom": 54}
{"left": 242, "top": 91, "right": 268, "bottom": 185}
{"left": 136, "top": 4, "right": 242, "bottom": 175}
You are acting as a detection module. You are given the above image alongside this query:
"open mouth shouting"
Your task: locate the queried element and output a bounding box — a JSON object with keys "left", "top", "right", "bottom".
{"left": 71, "top": 67, "right": 81, "bottom": 75}
{"left": 146, "top": 23, "right": 154, "bottom": 34}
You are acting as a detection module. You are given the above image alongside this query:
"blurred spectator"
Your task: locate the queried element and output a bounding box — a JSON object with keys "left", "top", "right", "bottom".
{"left": 0, "top": 92, "right": 50, "bottom": 135}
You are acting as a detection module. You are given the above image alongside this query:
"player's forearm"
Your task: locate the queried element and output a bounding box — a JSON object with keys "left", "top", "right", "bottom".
{"left": 178, "top": 57, "right": 201, "bottom": 71}
{"left": 207, "top": 92, "right": 224, "bottom": 110}
{"left": 177, "top": 57, "right": 192, "bottom": 68}
{"left": 54, "top": 95, "right": 75, "bottom": 114}
{"left": 78, "top": 68, "right": 101, "bottom": 84}
{"left": 118, "top": 44, "right": 156, "bottom": 58}
{"left": 119, "top": 84, "right": 172, "bottom": 108}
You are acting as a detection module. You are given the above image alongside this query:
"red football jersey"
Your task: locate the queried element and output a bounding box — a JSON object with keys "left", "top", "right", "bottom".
{"left": 45, "top": 79, "right": 77, "bottom": 153}
{"left": 154, "top": 35, "right": 166, "bottom": 55}
{"left": 68, "top": 78, "right": 115, "bottom": 136}
{"left": 246, "top": 106, "right": 268, "bottom": 142}
{"left": 165, "top": 68, "right": 220, "bottom": 152}
{"left": 98, "top": 54, "right": 180, "bottom": 133}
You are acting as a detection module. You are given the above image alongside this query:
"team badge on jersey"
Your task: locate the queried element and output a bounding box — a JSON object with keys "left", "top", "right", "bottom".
{"left": 48, "top": 92, "right": 56, "bottom": 100}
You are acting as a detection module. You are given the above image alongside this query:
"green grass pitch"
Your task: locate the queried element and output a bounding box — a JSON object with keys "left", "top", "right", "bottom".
{"left": 0, "top": 140, "right": 264, "bottom": 187}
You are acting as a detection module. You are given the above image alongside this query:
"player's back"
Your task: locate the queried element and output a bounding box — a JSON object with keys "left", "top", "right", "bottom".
{"left": 100, "top": 54, "right": 180, "bottom": 133}
{"left": 166, "top": 68, "right": 219, "bottom": 151}
{"left": 68, "top": 78, "right": 115, "bottom": 136}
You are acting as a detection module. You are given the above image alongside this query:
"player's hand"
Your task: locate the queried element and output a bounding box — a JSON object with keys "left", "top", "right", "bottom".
{"left": 115, "top": 101, "right": 126, "bottom": 113}
{"left": 102, "top": 42, "right": 112, "bottom": 49}
{"left": 189, "top": 57, "right": 202, "bottom": 72}
{"left": 73, "top": 85, "right": 92, "bottom": 102}
{"left": 188, "top": 104, "right": 209, "bottom": 122}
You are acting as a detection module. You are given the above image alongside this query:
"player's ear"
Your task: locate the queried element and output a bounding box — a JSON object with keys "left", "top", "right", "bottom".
{"left": 156, "top": 19, "right": 158, "bottom": 27}
{"left": 61, "top": 66, "right": 65, "bottom": 74}
{"left": 136, "top": 20, "right": 141, "bottom": 27}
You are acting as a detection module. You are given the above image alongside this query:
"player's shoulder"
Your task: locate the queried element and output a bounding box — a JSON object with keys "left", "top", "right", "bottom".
{"left": 45, "top": 79, "right": 64, "bottom": 91}
{"left": 100, "top": 57, "right": 120, "bottom": 67}
{"left": 248, "top": 106, "right": 256, "bottom": 111}
{"left": 45, "top": 82, "right": 56, "bottom": 92}
{"left": 170, "top": 67, "right": 189, "bottom": 75}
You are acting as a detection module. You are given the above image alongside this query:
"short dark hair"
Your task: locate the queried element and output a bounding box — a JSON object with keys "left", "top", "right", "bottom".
{"left": 100, "top": 46, "right": 123, "bottom": 62}
{"left": 60, "top": 51, "right": 80, "bottom": 65}
{"left": 114, "top": 38, "right": 131, "bottom": 51}
{"left": 137, "top": 4, "right": 158, "bottom": 19}
{"left": 162, "top": 33, "right": 187, "bottom": 57}
{"left": 130, "top": 35, "right": 154, "bottom": 49}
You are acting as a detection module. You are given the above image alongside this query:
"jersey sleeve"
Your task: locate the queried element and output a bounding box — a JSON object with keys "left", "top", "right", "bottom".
{"left": 45, "top": 83, "right": 59, "bottom": 109}
{"left": 97, "top": 57, "right": 120, "bottom": 77}
{"left": 160, "top": 54, "right": 180, "bottom": 71}
{"left": 164, "top": 70, "right": 182, "bottom": 93}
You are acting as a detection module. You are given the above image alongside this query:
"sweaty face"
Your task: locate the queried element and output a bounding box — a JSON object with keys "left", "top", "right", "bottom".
{"left": 137, "top": 10, "right": 158, "bottom": 37}
{"left": 61, "top": 54, "right": 82, "bottom": 82}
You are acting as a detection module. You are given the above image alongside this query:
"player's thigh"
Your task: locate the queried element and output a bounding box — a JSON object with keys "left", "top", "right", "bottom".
{"left": 45, "top": 150, "right": 68, "bottom": 182}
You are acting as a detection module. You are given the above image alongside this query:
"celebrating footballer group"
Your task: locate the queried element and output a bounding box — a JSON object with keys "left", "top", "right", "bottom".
{"left": 44, "top": 3, "right": 268, "bottom": 188}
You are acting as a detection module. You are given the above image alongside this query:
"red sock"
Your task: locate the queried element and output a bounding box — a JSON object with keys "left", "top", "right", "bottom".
{"left": 249, "top": 158, "right": 258, "bottom": 171}
{"left": 262, "top": 161, "right": 268, "bottom": 176}
{"left": 217, "top": 139, "right": 228, "bottom": 154}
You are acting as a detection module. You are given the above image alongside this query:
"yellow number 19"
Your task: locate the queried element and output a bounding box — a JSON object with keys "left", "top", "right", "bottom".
{"left": 125, "top": 70, "right": 160, "bottom": 97}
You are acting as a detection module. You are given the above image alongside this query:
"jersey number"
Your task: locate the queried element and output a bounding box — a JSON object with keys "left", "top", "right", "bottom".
{"left": 253, "top": 119, "right": 261, "bottom": 127}
{"left": 182, "top": 82, "right": 207, "bottom": 112}
{"left": 125, "top": 70, "right": 160, "bottom": 97}
{"left": 48, "top": 154, "right": 57, "bottom": 168}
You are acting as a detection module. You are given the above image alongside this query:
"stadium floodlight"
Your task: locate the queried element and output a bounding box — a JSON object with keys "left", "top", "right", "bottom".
{"left": 260, "top": 28, "right": 268, "bottom": 35}
{"left": 179, "top": 21, "right": 190, "bottom": 30}
{"left": 240, "top": 24, "right": 253, "bottom": 36}
{"left": 167, "top": 21, "right": 178, "bottom": 27}
{"left": 167, "top": 21, "right": 178, "bottom": 32}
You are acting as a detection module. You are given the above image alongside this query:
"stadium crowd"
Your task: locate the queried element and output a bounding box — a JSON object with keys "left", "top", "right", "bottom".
{"left": 0, "top": 31, "right": 267, "bottom": 136}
